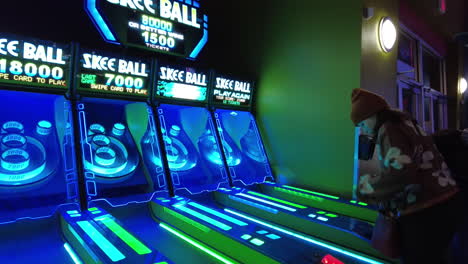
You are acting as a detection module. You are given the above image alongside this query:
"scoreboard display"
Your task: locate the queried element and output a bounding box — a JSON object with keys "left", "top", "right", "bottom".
{"left": 77, "top": 50, "right": 151, "bottom": 98}
{"left": 155, "top": 64, "right": 208, "bottom": 102}
{"left": 0, "top": 34, "right": 71, "bottom": 90}
{"left": 211, "top": 74, "right": 253, "bottom": 108}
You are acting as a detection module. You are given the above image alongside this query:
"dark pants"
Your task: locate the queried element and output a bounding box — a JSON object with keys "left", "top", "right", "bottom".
{"left": 398, "top": 193, "right": 465, "bottom": 264}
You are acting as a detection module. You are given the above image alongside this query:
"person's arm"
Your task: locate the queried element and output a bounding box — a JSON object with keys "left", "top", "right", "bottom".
{"left": 357, "top": 121, "right": 420, "bottom": 206}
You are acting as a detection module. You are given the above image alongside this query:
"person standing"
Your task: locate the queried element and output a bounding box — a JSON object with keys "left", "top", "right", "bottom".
{"left": 350, "top": 88, "right": 464, "bottom": 264}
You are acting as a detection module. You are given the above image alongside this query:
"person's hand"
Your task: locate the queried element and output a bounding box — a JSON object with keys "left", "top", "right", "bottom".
{"left": 462, "top": 129, "right": 468, "bottom": 145}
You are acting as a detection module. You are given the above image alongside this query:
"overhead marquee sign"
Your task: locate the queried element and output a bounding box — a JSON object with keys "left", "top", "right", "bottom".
{"left": 0, "top": 33, "right": 71, "bottom": 90}
{"left": 85, "top": 0, "right": 208, "bottom": 60}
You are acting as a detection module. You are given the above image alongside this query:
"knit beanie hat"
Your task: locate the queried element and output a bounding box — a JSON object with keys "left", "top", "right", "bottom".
{"left": 351, "top": 88, "right": 390, "bottom": 125}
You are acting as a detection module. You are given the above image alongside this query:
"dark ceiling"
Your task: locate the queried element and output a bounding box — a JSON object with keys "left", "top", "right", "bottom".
{"left": 404, "top": 0, "right": 466, "bottom": 40}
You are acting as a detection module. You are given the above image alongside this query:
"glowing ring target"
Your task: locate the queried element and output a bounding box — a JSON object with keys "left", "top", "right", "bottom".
{"left": 88, "top": 123, "right": 106, "bottom": 136}
{"left": 94, "top": 147, "right": 117, "bottom": 166}
{"left": 1, "top": 148, "right": 30, "bottom": 171}
{"left": 0, "top": 136, "right": 48, "bottom": 186}
{"left": 1, "top": 121, "right": 24, "bottom": 134}
{"left": 1, "top": 134, "right": 27, "bottom": 150}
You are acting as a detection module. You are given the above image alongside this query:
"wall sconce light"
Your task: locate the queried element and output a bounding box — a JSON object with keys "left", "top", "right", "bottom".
{"left": 379, "top": 17, "right": 397, "bottom": 52}
{"left": 459, "top": 77, "right": 467, "bottom": 94}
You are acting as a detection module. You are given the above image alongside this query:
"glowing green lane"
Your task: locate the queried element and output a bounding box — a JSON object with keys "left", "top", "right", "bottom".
{"left": 95, "top": 216, "right": 152, "bottom": 255}
{"left": 160, "top": 223, "right": 240, "bottom": 264}
{"left": 282, "top": 185, "right": 340, "bottom": 200}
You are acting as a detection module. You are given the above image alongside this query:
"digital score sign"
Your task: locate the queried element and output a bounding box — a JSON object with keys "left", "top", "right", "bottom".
{"left": 85, "top": 0, "right": 208, "bottom": 59}
{"left": 156, "top": 64, "right": 208, "bottom": 102}
{"left": 211, "top": 75, "right": 253, "bottom": 107}
{"left": 0, "top": 34, "right": 71, "bottom": 90}
{"left": 77, "top": 50, "right": 150, "bottom": 97}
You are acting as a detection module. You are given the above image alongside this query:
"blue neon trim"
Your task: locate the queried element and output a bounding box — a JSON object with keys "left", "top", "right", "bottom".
{"left": 189, "top": 15, "right": 208, "bottom": 59}
{"left": 85, "top": 0, "right": 119, "bottom": 44}
{"left": 64, "top": 243, "right": 83, "bottom": 264}
{"left": 194, "top": 1, "right": 200, "bottom": 8}
{"left": 68, "top": 225, "right": 99, "bottom": 263}
{"left": 236, "top": 193, "right": 296, "bottom": 212}
{"left": 77, "top": 221, "right": 126, "bottom": 262}
{"left": 229, "top": 195, "right": 279, "bottom": 214}
{"left": 175, "top": 204, "right": 232, "bottom": 231}
{"left": 224, "top": 209, "right": 383, "bottom": 264}
{"left": 188, "top": 202, "right": 248, "bottom": 226}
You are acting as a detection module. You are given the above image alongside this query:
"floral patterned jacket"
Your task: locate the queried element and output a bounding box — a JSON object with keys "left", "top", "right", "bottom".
{"left": 358, "top": 118, "right": 457, "bottom": 211}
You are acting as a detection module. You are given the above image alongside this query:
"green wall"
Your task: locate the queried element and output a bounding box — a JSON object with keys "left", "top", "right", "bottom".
{"left": 208, "top": 1, "right": 362, "bottom": 197}
{"left": 255, "top": 1, "right": 362, "bottom": 197}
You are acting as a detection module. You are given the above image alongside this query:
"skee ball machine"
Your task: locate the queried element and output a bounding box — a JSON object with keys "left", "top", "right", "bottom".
{"left": 73, "top": 47, "right": 238, "bottom": 264}
{"left": 148, "top": 62, "right": 386, "bottom": 264}
{"left": 208, "top": 73, "right": 396, "bottom": 263}
{"left": 0, "top": 33, "right": 114, "bottom": 264}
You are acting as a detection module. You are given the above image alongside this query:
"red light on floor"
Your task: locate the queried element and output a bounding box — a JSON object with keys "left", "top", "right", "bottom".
{"left": 321, "top": 254, "right": 344, "bottom": 264}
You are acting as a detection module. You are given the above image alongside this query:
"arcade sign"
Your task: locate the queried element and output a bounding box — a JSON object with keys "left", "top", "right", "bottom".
{"left": 156, "top": 64, "right": 208, "bottom": 102}
{"left": 85, "top": 0, "right": 208, "bottom": 60}
{"left": 0, "top": 34, "right": 71, "bottom": 90}
{"left": 77, "top": 50, "right": 151, "bottom": 97}
{"left": 212, "top": 75, "right": 252, "bottom": 107}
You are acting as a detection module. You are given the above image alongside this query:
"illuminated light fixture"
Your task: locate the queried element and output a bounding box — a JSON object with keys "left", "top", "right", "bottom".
{"left": 224, "top": 209, "right": 383, "bottom": 264}
{"left": 236, "top": 193, "right": 297, "bottom": 212}
{"left": 378, "top": 17, "right": 397, "bottom": 53}
{"left": 160, "top": 223, "right": 238, "bottom": 264}
{"left": 459, "top": 77, "right": 467, "bottom": 94}
{"left": 64, "top": 243, "right": 83, "bottom": 264}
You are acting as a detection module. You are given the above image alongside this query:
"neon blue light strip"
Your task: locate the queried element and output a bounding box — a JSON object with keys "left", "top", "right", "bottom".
{"left": 236, "top": 193, "right": 296, "bottom": 212}
{"left": 174, "top": 204, "right": 232, "bottom": 231}
{"left": 77, "top": 221, "right": 126, "bottom": 262}
{"left": 68, "top": 224, "right": 99, "bottom": 263}
{"left": 224, "top": 209, "right": 383, "bottom": 264}
{"left": 85, "top": 0, "right": 118, "bottom": 43}
{"left": 64, "top": 243, "right": 83, "bottom": 264}
{"left": 353, "top": 127, "right": 360, "bottom": 200}
{"left": 189, "top": 15, "right": 208, "bottom": 59}
{"left": 188, "top": 202, "right": 248, "bottom": 226}
{"left": 229, "top": 195, "right": 279, "bottom": 214}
